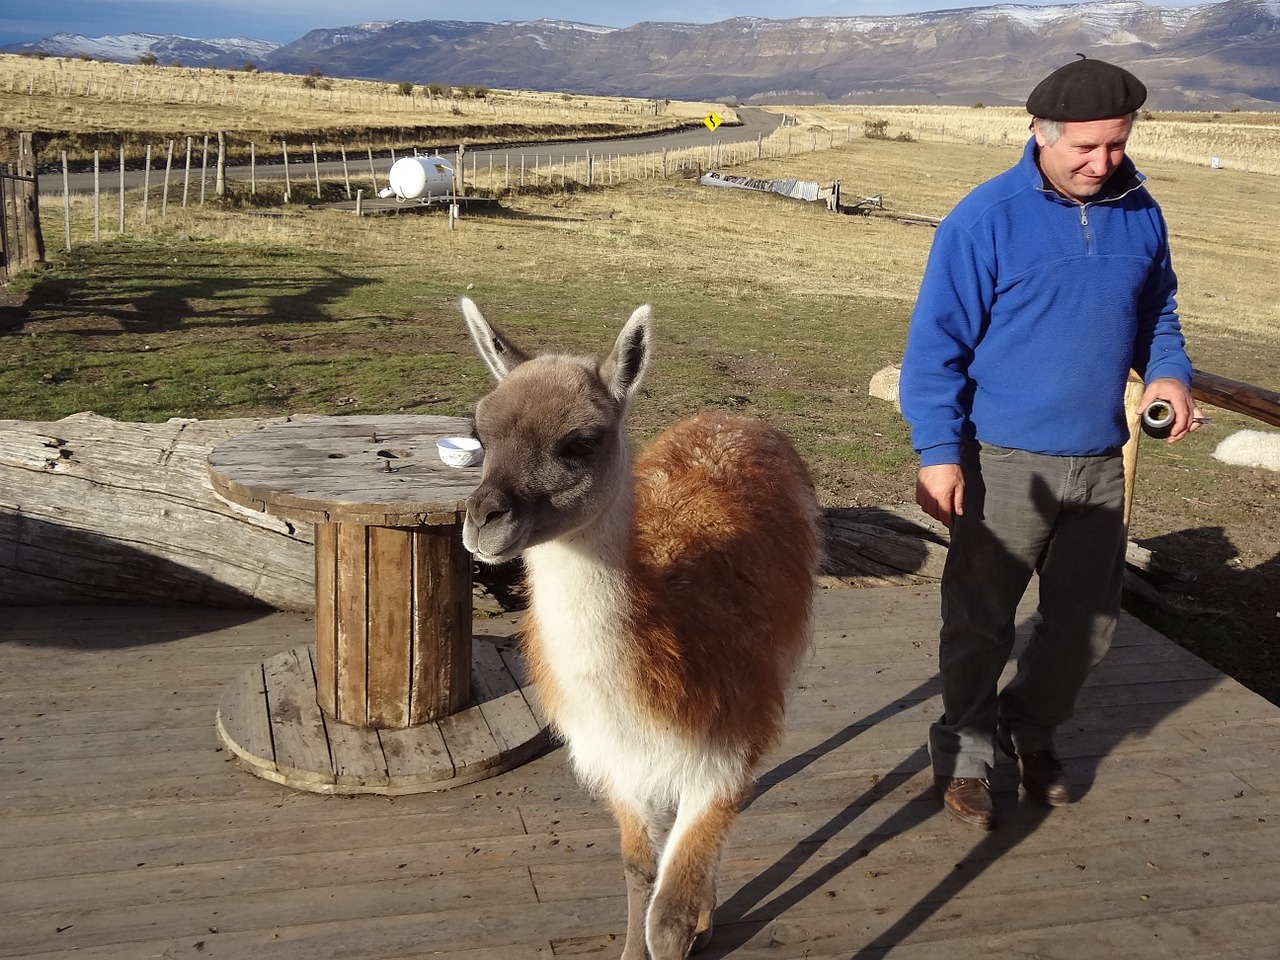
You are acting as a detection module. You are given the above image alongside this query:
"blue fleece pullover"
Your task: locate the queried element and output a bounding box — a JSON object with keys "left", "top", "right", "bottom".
{"left": 900, "top": 137, "right": 1193, "bottom": 467}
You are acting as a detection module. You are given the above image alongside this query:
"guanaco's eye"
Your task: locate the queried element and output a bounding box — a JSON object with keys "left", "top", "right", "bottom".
{"left": 558, "top": 435, "right": 598, "bottom": 460}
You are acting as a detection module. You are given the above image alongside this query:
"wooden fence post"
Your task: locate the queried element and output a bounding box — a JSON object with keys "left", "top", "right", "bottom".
{"left": 61, "top": 150, "right": 72, "bottom": 252}
{"left": 200, "top": 134, "right": 209, "bottom": 204}
{"left": 215, "top": 131, "right": 226, "bottom": 198}
{"left": 162, "top": 139, "right": 174, "bottom": 219}
{"left": 118, "top": 143, "right": 126, "bottom": 234}
{"left": 93, "top": 150, "right": 101, "bottom": 242}
{"left": 16, "top": 133, "right": 47, "bottom": 271}
{"left": 282, "top": 140, "right": 290, "bottom": 202}
{"left": 0, "top": 167, "right": 9, "bottom": 285}
{"left": 142, "top": 144, "right": 151, "bottom": 225}
{"left": 182, "top": 136, "right": 192, "bottom": 208}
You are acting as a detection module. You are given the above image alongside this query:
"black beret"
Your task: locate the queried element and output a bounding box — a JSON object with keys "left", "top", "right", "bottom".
{"left": 1026, "top": 56, "right": 1147, "bottom": 121}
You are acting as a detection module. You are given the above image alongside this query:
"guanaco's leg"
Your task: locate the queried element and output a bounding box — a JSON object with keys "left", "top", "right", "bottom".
{"left": 610, "top": 798, "right": 662, "bottom": 960}
{"left": 646, "top": 787, "right": 744, "bottom": 960}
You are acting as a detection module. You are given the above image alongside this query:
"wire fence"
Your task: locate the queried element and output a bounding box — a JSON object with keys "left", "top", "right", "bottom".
{"left": 42, "top": 119, "right": 862, "bottom": 252}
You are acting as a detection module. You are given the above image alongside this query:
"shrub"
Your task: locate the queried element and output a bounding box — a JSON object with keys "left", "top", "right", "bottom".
{"left": 137, "top": 53, "right": 158, "bottom": 66}
{"left": 864, "top": 118, "right": 890, "bottom": 140}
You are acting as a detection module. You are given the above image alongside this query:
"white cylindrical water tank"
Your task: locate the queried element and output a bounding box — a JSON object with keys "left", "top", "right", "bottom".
{"left": 387, "top": 156, "right": 455, "bottom": 200}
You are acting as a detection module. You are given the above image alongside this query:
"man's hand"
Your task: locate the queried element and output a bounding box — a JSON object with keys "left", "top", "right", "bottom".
{"left": 916, "top": 463, "right": 964, "bottom": 528}
{"left": 1140, "top": 377, "right": 1204, "bottom": 444}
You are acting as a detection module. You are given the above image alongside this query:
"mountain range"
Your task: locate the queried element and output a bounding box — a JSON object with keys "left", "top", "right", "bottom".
{"left": 7, "top": 0, "right": 1279, "bottom": 110}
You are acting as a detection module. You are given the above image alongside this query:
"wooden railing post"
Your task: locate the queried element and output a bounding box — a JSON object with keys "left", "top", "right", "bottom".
{"left": 1122, "top": 371, "right": 1146, "bottom": 530}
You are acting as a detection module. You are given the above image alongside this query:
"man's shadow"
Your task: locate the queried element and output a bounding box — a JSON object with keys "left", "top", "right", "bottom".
{"left": 699, "top": 471, "right": 1226, "bottom": 957}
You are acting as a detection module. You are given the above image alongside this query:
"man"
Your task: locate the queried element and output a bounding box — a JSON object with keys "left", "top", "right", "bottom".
{"left": 899, "top": 56, "right": 1202, "bottom": 829}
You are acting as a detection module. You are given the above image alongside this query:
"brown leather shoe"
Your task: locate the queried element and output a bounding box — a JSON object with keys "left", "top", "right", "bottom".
{"left": 1018, "top": 751, "right": 1071, "bottom": 807}
{"left": 997, "top": 724, "right": 1071, "bottom": 808}
{"left": 934, "top": 776, "right": 996, "bottom": 829}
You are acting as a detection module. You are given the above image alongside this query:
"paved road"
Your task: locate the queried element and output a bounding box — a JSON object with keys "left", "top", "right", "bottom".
{"left": 42, "top": 107, "right": 785, "bottom": 196}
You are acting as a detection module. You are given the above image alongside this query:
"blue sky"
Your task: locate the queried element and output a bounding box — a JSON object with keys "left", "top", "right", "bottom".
{"left": 2, "top": 0, "right": 1217, "bottom": 45}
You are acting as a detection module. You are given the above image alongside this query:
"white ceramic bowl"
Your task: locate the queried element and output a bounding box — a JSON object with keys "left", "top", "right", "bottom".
{"left": 437, "top": 436, "right": 484, "bottom": 468}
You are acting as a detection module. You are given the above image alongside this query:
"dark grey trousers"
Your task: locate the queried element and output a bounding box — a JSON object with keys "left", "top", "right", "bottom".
{"left": 929, "top": 439, "right": 1127, "bottom": 779}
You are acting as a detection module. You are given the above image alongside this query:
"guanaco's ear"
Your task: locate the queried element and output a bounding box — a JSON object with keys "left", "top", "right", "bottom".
{"left": 600, "top": 304, "right": 652, "bottom": 404}
{"left": 460, "top": 296, "right": 531, "bottom": 380}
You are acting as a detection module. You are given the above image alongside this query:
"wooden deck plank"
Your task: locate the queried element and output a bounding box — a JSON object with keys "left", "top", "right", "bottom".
{"left": 4, "top": 866, "right": 539, "bottom": 956}
{"left": 0, "top": 808, "right": 539, "bottom": 884}
{"left": 2, "top": 583, "right": 1279, "bottom": 959}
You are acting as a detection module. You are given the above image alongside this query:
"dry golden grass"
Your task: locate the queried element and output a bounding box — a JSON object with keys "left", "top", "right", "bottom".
{"left": 0, "top": 53, "right": 733, "bottom": 148}
{"left": 784, "top": 104, "right": 1280, "bottom": 178}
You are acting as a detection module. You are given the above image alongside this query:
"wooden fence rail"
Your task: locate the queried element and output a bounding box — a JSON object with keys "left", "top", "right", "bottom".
{"left": 1192, "top": 369, "right": 1280, "bottom": 428}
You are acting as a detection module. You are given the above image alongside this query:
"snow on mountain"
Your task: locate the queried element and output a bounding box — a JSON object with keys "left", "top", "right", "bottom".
{"left": 4, "top": 32, "right": 279, "bottom": 65}
{"left": 4, "top": 0, "right": 1276, "bottom": 109}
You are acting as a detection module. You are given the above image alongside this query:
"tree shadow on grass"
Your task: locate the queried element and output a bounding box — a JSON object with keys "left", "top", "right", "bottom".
{"left": 7, "top": 241, "right": 378, "bottom": 336}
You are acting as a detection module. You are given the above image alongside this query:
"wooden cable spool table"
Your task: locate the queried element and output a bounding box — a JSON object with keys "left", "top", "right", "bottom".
{"left": 207, "top": 414, "right": 547, "bottom": 794}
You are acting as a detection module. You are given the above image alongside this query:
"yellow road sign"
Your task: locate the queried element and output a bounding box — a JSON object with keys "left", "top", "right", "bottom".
{"left": 703, "top": 112, "right": 723, "bottom": 131}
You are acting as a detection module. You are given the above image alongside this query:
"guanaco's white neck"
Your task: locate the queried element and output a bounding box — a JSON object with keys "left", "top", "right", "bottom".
{"left": 523, "top": 475, "right": 636, "bottom": 674}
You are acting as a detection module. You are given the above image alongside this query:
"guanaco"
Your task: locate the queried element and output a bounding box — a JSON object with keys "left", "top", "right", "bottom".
{"left": 460, "top": 298, "right": 820, "bottom": 959}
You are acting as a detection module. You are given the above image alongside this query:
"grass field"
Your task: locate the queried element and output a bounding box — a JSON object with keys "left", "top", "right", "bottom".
{"left": 2, "top": 58, "right": 1278, "bottom": 703}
